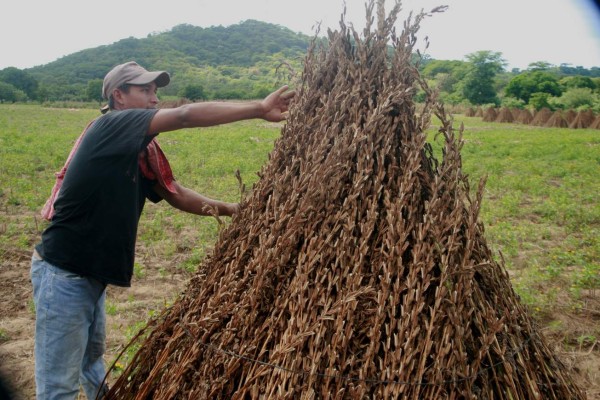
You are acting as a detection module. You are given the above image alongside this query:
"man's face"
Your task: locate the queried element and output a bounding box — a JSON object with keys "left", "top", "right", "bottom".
{"left": 115, "top": 82, "right": 159, "bottom": 110}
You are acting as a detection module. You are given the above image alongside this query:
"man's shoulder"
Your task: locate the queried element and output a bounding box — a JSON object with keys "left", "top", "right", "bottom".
{"left": 93, "top": 109, "right": 158, "bottom": 131}
{"left": 102, "top": 108, "right": 157, "bottom": 121}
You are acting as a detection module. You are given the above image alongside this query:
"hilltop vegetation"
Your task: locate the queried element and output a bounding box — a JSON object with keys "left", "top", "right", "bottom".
{"left": 1, "top": 20, "right": 310, "bottom": 102}
{"left": 0, "top": 19, "right": 599, "bottom": 110}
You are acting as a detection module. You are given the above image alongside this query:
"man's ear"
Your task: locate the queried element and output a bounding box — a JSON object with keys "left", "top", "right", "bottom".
{"left": 113, "top": 89, "right": 126, "bottom": 107}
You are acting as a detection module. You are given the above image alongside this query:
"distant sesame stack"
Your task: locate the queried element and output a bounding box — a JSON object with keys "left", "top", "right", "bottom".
{"left": 531, "top": 107, "right": 553, "bottom": 126}
{"left": 494, "top": 106, "right": 515, "bottom": 123}
{"left": 569, "top": 109, "right": 595, "bottom": 129}
{"left": 482, "top": 106, "right": 498, "bottom": 122}
{"left": 544, "top": 111, "right": 570, "bottom": 128}
{"left": 516, "top": 108, "right": 534, "bottom": 124}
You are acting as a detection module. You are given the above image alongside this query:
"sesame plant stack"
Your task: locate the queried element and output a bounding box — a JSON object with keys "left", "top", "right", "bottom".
{"left": 106, "top": 1, "right": 586, "bottom": 398}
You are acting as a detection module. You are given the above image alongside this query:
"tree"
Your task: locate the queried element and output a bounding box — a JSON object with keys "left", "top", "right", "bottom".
{"left": 0, "top": 81, "right": 17, "bottom": 102}
{"left": 552, "top": 88, "right": 598, "bottom": 110}
{"left": 501, "top": 96, "right": 526, "bottom": 109}
{"left": 462, "top": 51, "right": 505, "bottom": 105}
{"left": 251, "top": 85, "right": 272, "bottom": 99}
{"left": 527, "top": 61, "right": 553, "bottom": 71}
{"left": 0, "top": 67, "right": 39, "bottom": 100}
{"left": 421, "top": 60, "right": 469, "bottom": 104}
{"left": 559, "top": 64, "right": 600, "bottom": 77}
{"left": 421, "top": 59, "right": 468, "bottom": 78}
{"left": 36, "top": 85, "right": 50, "bottom": 103}
{"left": 593, "top": 78, "right": 600, "bottom": 93}
{"left": 180, "top": 84, "right": 206, "bottom": 101}
{"left": 0, "top": 81, "right": 26, "bottom": 103}
{"left": 86, "top": 79, "right": 104, "bottom": 102}
{"left": 529, "top": 92, "right": 552, "bottom": 111}
{"left": 504, "top": 71, "right": 562, "bottom": 103}
{"left": 559, "top": 76, "right": 596, "bottom": 91}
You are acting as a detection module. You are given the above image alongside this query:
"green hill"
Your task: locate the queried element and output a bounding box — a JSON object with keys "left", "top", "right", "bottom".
{"left": 2, "top": 18, "right": 598, "bottom": 106}
{"left": 25, "top": 20, "right": 312, "bottom": 101}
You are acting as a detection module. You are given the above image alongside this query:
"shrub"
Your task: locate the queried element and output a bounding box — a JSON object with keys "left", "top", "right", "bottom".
{"left": 529, "top": 92, "right": 553, "bottom": 111}
{"left": 551, "top": 87, "right": 599, "bottom": 111}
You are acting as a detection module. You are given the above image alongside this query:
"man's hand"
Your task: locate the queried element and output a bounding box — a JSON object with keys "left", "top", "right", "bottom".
{"left": 261, "top": 85, "right": 296, "bottom": 122}
{"left": 226, "top": 202, "right": 241, "bottom": 216}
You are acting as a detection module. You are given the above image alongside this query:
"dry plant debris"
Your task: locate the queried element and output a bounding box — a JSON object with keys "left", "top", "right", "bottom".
{"left": 515, "top": 109, "right": 534, "bottom": 124}
{"left": 570, "top": 109, "right": 595, "bottom": 129}
{"left": 544, "top": 111, "right": 570, "bottom": 128}
{"left": 478, "top": 106, "right": 598, "bottom": 129}
{"left": 494, "top": 107, "right": 514, "bottom": 123}
{"left": 482, "top": 107, "right": 498, "bottom": 122}
{"left": 530, "top": 108, "right": 553, "bottom": 126}
{"left": 105, "top": 1, "right": 586, "bottom": 398}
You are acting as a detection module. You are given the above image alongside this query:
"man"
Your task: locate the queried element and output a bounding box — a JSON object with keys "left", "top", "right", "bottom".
{"left": 31, "top": 61, "right": 295, "bottom": 399}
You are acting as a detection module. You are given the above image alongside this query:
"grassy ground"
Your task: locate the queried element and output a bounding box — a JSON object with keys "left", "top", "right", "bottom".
{"left": 0, "top": 104, "right": 598, "bottom": 398}
{"left": 444, "top": 116, "right": 599, "bottom": 320}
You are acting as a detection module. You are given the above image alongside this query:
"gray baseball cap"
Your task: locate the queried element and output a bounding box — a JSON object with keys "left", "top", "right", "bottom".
{"left": 102, "top": 61, "right": 170, "bottom": 100}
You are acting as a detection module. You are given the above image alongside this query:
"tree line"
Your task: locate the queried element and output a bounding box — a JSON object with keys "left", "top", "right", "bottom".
{"left": 1, "top": 21, "right": 599, "bottom": 112}
{"left": 419, "top": 51, "right": 600, "bottom": 112}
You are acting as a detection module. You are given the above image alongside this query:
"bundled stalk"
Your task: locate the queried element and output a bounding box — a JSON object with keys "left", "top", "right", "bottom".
{"left": 106, "top": 1, "right": 585, "bottom": 399}
{"left": 494, "top": 107, "right": 514, "bottom": 123}
{"left": 569, "top": 109, "right": 595, "bottom": 129}
{"left": 531, "top": 108, "right": 553, "bottom": 126}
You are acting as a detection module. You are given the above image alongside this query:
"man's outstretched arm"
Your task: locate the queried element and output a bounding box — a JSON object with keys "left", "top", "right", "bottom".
{"left": 148, "top": 85, "right": 295, "bottom": 134}
{"left": 153, "top": 181, "right": 239, "bottom": 217}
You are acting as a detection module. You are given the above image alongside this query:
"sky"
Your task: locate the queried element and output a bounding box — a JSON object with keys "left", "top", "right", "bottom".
{"left": 1, "top": 0, "right": 599, "bottom": 71}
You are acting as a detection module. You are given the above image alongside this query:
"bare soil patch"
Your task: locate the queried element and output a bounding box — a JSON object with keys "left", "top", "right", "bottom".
{"left": 0, "top": 207, "right": 195, "bottom": 400}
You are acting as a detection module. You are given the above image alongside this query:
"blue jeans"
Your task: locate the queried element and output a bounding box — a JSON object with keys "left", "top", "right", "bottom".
{"left": 31, "top": 254, "right": 109, "bottom": 400}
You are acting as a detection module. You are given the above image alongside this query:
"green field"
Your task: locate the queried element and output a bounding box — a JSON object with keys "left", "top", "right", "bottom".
{"left": 1, "top": 103, "right": 598, "bottom": 349}
{"left": 443, "top": 115, "right": 599, "bottom": 317}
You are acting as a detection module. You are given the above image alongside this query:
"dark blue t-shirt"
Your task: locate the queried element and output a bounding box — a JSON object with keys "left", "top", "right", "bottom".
{"left": 36, "top": 109, "right": 160, "bottom": 287}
